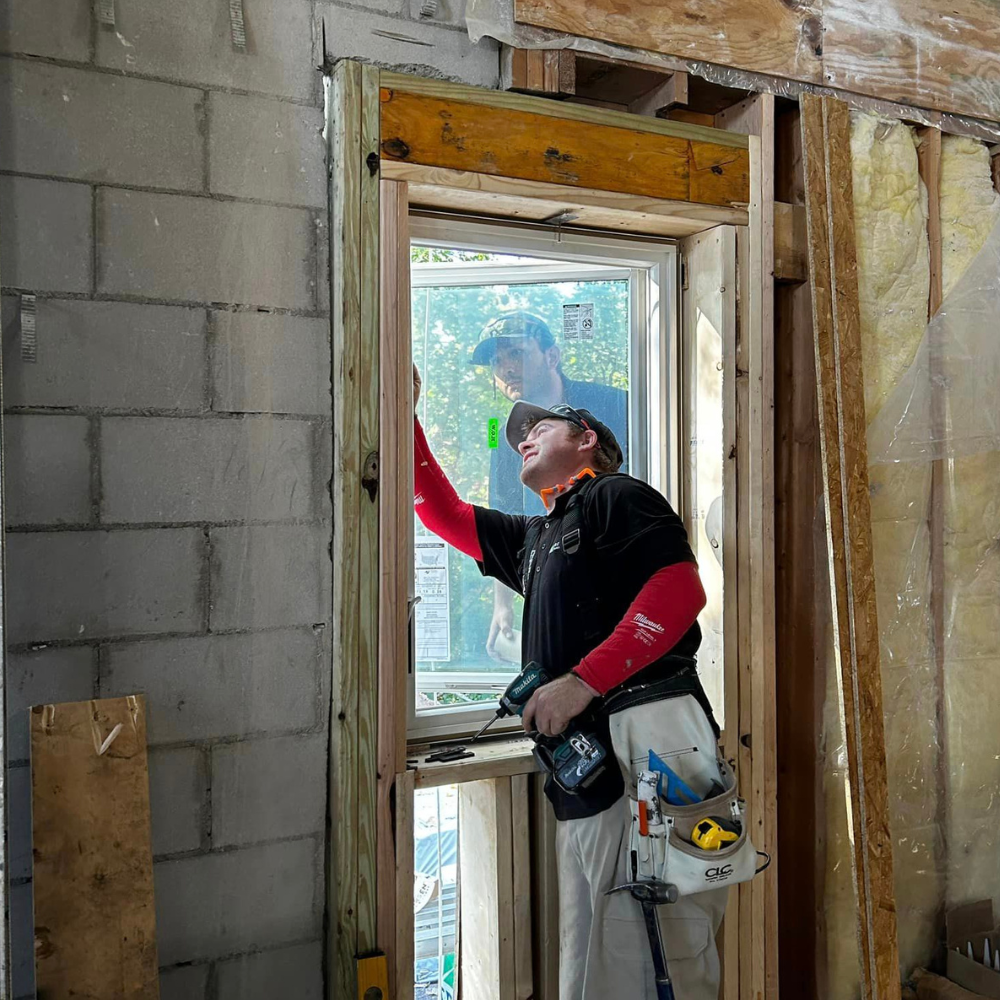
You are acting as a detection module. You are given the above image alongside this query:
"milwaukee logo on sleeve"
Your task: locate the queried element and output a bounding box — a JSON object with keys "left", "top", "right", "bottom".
{"left": 632, "top": 613, "right": 665, "bottom": 634}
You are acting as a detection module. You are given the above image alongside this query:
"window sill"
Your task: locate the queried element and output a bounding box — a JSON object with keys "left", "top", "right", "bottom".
{"left": 408, "top": 735, "right": 539, "bottom": 788}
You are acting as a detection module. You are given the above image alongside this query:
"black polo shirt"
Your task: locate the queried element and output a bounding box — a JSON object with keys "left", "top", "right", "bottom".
{"left": 473, "top": 472, "right": 702, "bottom": 820}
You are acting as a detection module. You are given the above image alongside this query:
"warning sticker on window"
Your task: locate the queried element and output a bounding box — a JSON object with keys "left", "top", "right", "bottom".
{"left": 415, "top": 540, "right": 450, "bottom": 662}
{"left": 563, "top": 302, "right": 595, "bottom": 341}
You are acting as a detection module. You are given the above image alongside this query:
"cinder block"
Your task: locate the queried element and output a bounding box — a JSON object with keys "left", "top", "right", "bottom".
{"left": 3, "top": 414, "right": 92, "bottom": 525}
{"left": 8, "top": 764, "right": 32, "bottom": 881}
{"left": 101, "top": 629, "right": 325, "bottom": 744}
{"left": 10, "top": 881, "right": 34, "bottom": 999}
{"left": 208, "top": 93, "right": 325, "bottom": 207}
{"left": 211, "top": 734, "right": 326, "bottom": 847}
{"left": 1, "top": 297, "right": 207, "bottom": 411}
{"left": 160, "top": 963, "right": 209, "bottom": 1000}
{"left": 316, "top": 3, "right": 500, "bottom": 87}
{"left": 211, "top": 311, "right": 330, "bottom": 415}
{"left": 216, "top": 941, "right": 323, "bottom": 1000}
{"left": 0, "top": 0, "right": 90, "bottom": 61}
{"left": 5, "top": 528, "right": 204, "bottom": 643}
{"left": 0, "top": 176, "right": 92, "bottom": 292}
{"left": 101, "top": 416, "right": 315, "bottom": 523}
{"left": 0, "top": 59, "right": 204, "bottom": 191}
{"left": 6, "top": 646, "right": 97, "bottom": 762}
{"left": 98, "top": 190, "right": 319, "bottom": 310}
{"left": 154, "top": 838, "right": 323, "bottom": 965}
{"left": 96, "top": 0, "right": 319, "bottom": 103}
{"left": 209, "top": 524, "right": 331, "bottom": 630}
{"left": 149, "top": 746, "right": 207, "bottom": 857}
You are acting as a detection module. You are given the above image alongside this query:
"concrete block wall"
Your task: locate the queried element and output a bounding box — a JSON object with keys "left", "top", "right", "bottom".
{"left": 0, "top": 0, "right": 496, "bottom": 995}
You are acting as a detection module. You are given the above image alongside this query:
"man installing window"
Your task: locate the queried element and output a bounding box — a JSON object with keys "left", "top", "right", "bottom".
{"left": 412, "top": 364, "right": 728, "bottom": 1000}
{"left": 470, "top": 311, "right": 628, "bottom": 663}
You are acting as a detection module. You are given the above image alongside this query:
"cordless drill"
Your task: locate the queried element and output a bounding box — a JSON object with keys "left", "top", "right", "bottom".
{"left": 471, "top": 662, "right": 610, "bottom": 794}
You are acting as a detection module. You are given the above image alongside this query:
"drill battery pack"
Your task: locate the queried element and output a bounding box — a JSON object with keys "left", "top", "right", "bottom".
{"left": 533, "top": 730, "right": 609, "bottom": 793}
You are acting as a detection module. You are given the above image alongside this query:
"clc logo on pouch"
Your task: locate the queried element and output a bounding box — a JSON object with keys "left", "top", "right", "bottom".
{"left": 705, "top": 865, "right": 733, "bottom": 883}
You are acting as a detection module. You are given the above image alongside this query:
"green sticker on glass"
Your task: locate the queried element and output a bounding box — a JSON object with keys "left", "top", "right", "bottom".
{"left": 488, "top": 418, "right": 500, "bottom": 449}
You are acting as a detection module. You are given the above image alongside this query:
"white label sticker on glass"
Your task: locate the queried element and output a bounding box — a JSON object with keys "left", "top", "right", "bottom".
{"left": 415, "top": 539, "right": 451, "bottom": 661}
{"left": 563, "top": 302, "right": 595, "bottom": 341}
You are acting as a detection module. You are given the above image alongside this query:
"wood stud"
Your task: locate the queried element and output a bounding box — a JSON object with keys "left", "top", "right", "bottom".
{"left": 799, "top": 93, "right": 901, "bottom": 1000}
{"left": 330, "top": 59, "right": 382, "bottom": 1000}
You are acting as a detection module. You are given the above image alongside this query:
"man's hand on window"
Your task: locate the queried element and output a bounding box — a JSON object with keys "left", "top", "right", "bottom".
{"left": 521, "top": 673, "right": 596, "bottom": 738}
{"left": 486, "top": 582, "right": 516, "bottom": 662}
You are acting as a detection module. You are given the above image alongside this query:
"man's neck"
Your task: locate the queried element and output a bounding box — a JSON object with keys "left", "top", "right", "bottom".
{"left": 539, "top": 466, "right": 597, "bottom": 511}
{"left": 530, "top": 370, "right": 565, "bottom": 409}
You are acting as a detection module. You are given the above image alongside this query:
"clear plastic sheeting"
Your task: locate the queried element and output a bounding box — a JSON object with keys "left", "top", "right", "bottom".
{"left": 465, "top": 0, "right": 1000, "bottom": 143}
{"left": 824, "top": 117, "right": 1000, "bottom": 994}
{"left": 867, "top": 210, "right": 1000, "bottom": 977}
{"left": 822, "top": 115, "right": 1000, "bottom": 996}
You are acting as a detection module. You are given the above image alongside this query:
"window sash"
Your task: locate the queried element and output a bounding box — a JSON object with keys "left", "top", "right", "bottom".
{"left": 407, "top": 216, "right": 679, "bottom": 742}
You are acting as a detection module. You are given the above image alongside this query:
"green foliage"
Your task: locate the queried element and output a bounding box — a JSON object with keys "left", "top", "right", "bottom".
{"left": 413, "top": 249, "right": 631, "bottom": 678}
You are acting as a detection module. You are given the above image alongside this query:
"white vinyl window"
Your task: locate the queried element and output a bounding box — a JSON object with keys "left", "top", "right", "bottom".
{"left": 408, "top": 216, "right": 679, "bottom": 741}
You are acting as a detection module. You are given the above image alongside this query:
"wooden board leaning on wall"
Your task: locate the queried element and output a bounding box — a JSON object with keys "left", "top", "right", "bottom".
{"left": 514, "top": 0, "right": 1000, "bottom": 127}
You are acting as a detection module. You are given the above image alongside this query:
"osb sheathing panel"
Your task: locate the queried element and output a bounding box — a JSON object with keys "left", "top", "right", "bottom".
{"left": 514, "top": 0, "right": 1000, "bottom": 125}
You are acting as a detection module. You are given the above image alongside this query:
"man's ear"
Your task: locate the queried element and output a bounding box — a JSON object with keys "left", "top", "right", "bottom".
{"left": 546, "top": 346, "right": 561, "bottom": 370}
{"left": 578, "top": 429, "right": 598, "bottom": 454}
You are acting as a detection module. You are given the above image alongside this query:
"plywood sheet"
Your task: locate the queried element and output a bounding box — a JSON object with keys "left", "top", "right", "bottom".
{"left": 31, "top": 695, "right": 159, "bottom": 1000}
{"left": 823, "top": 0, "right": 1000, "bottom": 123}
{"left": 514, "top": 0, "right": 823, "bottom": 84}
{"left": 515, "top": 0, "right": 1000, "bottom": 125}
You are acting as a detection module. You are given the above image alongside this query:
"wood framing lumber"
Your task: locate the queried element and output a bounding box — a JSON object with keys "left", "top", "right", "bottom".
{"left": 774, "top": 201, "right": 808, "bottom": 283}
{"left": 330, "top": 59, "right": 381, "bottom": 1000}
{"left": 511, "top": 774, "right": 534, "bottom": 1000}
{"left": 31, "top": 696, "right": 158, "bottom": 1000}
{"left": 381, "top": 71, "right": 750, "bottom": 149}
{"left": 799, "top": 93, "right": 901, "bottom": 1000}
{"left": 375, "top": 178, "right": 411, "bottom": 996}
{"left": 383, "top": 161, "right": 749, "bottom": 237}
{"left": 513, "top": 0, "right": 1000, "bottom": 126}
{"left": 718, "top": 93, "right": 777, "bottom": 1000}
{"left": 413, "top": 737, "right": 539, "bottom": 788}
{"left": 379, "top": 87, "right": 750, "bottom": 209}
{"left": 459, "top": 779, "right": 516, "bottom": 1000}
{"left": 628, "top": 71, "right": 689, "bottom": 117}
{"left": 915, "top": 126, "right": 949, "bottom": 915}
{"left": 394, "top": 769, "right": 416, "bottom": 1000}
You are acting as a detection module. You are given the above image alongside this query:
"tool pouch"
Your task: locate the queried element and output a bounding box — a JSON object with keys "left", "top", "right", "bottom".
{"left": 606, "top": 685, "right": 763, "bottom": 896}
{"left": 626, "top": 759, "right": 759, "bottom": 896}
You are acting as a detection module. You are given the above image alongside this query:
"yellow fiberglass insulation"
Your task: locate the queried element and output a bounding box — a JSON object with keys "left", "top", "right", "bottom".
{"left": 940, "top": 135, "right": 1000, "bottom": 296}
{"left": 850, "top": 114, "right": 930, "bottom": 425}
{"left": 825, "top": 120, "right": 1000, "bottom": 997}
{"left": 937, "top": 135, "right": 1000, "bottom": 915}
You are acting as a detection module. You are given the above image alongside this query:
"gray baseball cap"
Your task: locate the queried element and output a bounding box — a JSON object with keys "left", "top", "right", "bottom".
{"left": 470, "top": 311, "right": 555, "bottom": 366}
{"left": 506, "top": 401, "right": 624, "bottom": 471}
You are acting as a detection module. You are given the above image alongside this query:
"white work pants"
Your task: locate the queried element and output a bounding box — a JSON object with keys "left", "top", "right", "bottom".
{"left": 556, "top": 694, "right": 729, "bottom": 1000}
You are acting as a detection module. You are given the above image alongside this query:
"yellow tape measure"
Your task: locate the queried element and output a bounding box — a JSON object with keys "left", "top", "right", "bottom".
{"left": 691, "top": 816, "right": 741, "bottom": 851}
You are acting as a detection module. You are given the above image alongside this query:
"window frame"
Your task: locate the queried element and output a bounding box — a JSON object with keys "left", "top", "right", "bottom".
{"left": 406, "top": 214, "right": 680, "bottom": 742}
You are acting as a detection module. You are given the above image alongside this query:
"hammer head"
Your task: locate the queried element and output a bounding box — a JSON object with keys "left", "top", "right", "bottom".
{"left": 605, "top": 879, "right": 679, "bottom": 905}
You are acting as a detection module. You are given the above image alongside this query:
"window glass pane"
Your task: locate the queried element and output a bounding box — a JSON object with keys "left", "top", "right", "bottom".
{"left": 414, "top": 785, "right": 458, "bottom": 999}
{"left": 411, "top": 247, "right": 632, "bottom": 716}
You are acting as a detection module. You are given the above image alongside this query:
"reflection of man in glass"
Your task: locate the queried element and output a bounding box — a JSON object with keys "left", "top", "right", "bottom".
{"left": 471, "top": 311, "right": 628, "bottom": 660}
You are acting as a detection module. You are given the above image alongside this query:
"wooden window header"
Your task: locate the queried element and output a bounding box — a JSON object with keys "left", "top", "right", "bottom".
{"left": 379, "top": 73, "right": 751, "bottom": 212}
